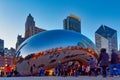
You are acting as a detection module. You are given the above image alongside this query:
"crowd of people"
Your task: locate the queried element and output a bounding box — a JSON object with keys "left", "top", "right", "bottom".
{"left": 0, "top": 64, "right": 19, "bottom": 77}
{"left": 38, "top": 48, "right": 120, "bottom": 78}
{"left": 97, "top": 48, "right": 120, "bottom": 77}
{"left": 1, "top": 48, "right": 120, "bottom": 78}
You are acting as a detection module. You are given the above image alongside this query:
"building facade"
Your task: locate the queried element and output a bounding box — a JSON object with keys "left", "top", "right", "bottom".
{"left": 0, "top": 39, "right": 4, "bottom": 56}
{"left": 16, "top": 14, "right": 46, "bottom": 49}
{"left": 25, "top": 14, "right": 46, "bottom": 39}
{"left": 95, "top": 25, "right": 118, "bottom": 54}
{"left": 0, "top": 56, "right": 13, "bottom": 71}
{"left": 4, "top": 47, "right": 16, "bottom": 57}
{"left": 16, "top": 35, "right": 25, "bottom": 49}
{"left": 63, "top": 14, "right": 81, "bottom": 33}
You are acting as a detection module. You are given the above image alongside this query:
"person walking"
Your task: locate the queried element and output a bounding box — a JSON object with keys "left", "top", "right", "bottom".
{"left": 98, "top": 48, "right": 109, "bottom": 77}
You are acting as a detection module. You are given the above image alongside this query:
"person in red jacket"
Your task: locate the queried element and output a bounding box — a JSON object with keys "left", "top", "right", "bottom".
{"left": 5, "top": 65, "right": 11, "bottom": 77}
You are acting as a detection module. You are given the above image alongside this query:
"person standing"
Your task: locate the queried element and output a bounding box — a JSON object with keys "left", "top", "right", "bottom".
{"left": 74, "top": 63, "right": 79, "bottom": 77}
{"left": 63, "top": 63, "right": 68, "bottom": 76}
{"left": 30, "top": 66, "right": 33, "bottom": 76}
{"left": 85, "top": 66, "right": 90, "bottom": 75}
{"left": 81, "top": 65, "right": 85, "bottom": 75}
{"left": 5, "top": 65, "right": 11, "bottom": 77}
{"left": 98, "top": 48, "right": 109, "bottom": 77}
{"left": 110, "top": 49, "right": 118, "bottom": 77}
{"left": 54, "top": 66, "right": 58, "bottom": 76}
{"left": 39, "top": 67, "right": 44, "bottom": 76}
{"left": 88, "top": 56, "right": 97, "bottom": 76}
{"left": 57, "top": 62, "right": 62, "bottom": 76}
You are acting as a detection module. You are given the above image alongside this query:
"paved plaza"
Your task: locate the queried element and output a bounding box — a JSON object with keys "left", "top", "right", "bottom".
{"left": 0, "top": 76, "right": 120, "bottom": 80}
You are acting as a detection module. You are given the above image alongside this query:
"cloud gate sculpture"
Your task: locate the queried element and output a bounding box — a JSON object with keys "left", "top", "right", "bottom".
{"left": 16, "top": 30, "right": 98, "bottom": 75}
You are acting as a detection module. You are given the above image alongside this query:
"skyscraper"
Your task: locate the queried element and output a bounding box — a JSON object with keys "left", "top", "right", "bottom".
{"left": 16, "top": 14, "right": 46, "bottom": 49}
{"left": 0, "top": 39, "right": 4, "bottom": 56}
{"left": 95, "top": 25, "right": 118, "bottom": 54}
{"left": 25, "top": 14, "right": 46, "bottom": 39}
{"left": 63, "top": 14, "right": 81, "bottom": 33}
{"left": 16, "top": 35, "right": 25, "bottom": 49}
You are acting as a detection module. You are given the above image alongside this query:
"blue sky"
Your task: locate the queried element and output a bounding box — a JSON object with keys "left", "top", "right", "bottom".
{"left": 0, "top": 0, "right": 120, "bottom": 49}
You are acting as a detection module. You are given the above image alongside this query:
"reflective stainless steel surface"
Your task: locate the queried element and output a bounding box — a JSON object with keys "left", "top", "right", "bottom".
{"left": 16, "top": 30, "right": 96, "bottom": 57}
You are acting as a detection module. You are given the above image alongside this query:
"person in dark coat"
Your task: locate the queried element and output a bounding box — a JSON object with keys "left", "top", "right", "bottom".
{"left": 54, "top": 66, "right": 58, "bottom": 76}
{"left": 74, "top": 63, "right": 79, "bottom": 77}
{"left": 30, "top": 66, "right": 33, "bottom": 76}
{"left": 57, "top": 62, "right": 62, "bottom": 76}
{"left": 98, "top": 48, "right": 109, "bottom": 77}
{"left": 110, "top": 49, "right": 118, "bottom": 76}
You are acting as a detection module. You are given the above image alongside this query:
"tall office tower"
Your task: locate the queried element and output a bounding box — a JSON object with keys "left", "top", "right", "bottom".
{"left": 63, "top": 14, "right": 81, "bottom": 33}
{"left": 9, "top": 47, "right": 16, "bottom": 56}
{"left": 25, "top": 14, "right": 46, "bottom": 39}
{"left": 16, "top": 35, "right": 25, "bottom": 49}
{"left": 0, "top": 39, "right": 4, "bottom": 56}
{"left": 95, "top": 25, "right": 118, "bottom": 54}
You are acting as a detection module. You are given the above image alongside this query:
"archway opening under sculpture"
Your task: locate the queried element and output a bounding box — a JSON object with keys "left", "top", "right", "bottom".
{"left": 17, "top": 46, "right": 98, "bottom": 76}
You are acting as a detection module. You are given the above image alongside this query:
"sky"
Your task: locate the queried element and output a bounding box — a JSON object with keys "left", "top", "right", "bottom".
{"left": 0, "top": 0, "right": 120, "bottom": 50}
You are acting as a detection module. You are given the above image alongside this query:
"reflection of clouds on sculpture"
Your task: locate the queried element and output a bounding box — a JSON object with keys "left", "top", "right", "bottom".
{"left": 16, "top": 30, "right": 97, "bottom": 58}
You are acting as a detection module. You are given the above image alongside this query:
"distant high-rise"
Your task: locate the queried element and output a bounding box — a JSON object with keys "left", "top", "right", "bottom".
{"left": 95, "top": 25, "right": 118, "bottom": 54}
{"left": 0, "top": 39, "right": 4, "bottom": 56}
{"left": 16, "top": 35, "right": 25, "bottom": 49}
{"left": 4, "top": 47, "right": 16, "bottom": 57}
{"left": 25, "top": 14, "right": 46, "bottom": 39}
{"left": 63, "top": 14, "right": 81, "bottom": 33}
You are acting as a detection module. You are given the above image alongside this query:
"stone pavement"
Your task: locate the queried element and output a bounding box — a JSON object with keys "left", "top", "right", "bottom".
{"left": 0, "top": 76, "right": 120, "bottom": 80}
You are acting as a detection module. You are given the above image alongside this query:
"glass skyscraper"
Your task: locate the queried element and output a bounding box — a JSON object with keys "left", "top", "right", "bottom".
{"left": 63, "top": 14, "right": 81, "bottom": 33}
{"left": 95, "top": 25, "right": 118, "bottom": 54}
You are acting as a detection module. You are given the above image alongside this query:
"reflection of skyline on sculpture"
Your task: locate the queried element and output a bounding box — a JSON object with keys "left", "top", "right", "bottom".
{"left": 16, "top": 30, "right": 96, "bottom": 57}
